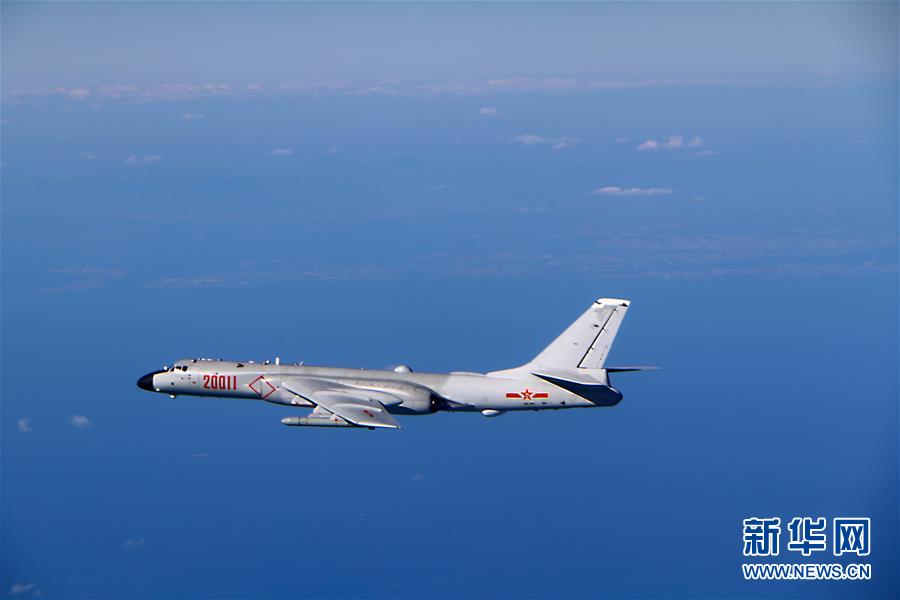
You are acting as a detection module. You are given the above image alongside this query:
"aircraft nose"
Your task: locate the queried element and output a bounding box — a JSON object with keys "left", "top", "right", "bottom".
{"left": 137, "top": 371, "right": 159, "bottom": 391}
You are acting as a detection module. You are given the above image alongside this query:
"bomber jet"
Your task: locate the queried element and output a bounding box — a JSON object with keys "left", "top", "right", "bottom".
{"left": 136, "top": 297, "right": 653, "bottom": 429}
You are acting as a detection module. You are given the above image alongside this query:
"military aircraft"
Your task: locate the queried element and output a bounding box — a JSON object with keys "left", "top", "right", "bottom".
{"left": 136, "top": 297, "right": 653, "bottom": 429}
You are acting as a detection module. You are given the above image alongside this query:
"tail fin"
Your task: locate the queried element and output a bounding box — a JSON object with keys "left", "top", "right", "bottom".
{"left": 529, "top": 298, "right": 630, "bottom": 370}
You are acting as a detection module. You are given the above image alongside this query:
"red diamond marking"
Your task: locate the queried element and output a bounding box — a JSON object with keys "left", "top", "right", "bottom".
{"left": 248, "top": 376, "right": 277, "bottom": 399}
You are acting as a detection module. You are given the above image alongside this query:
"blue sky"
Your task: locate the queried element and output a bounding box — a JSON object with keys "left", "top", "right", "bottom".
{"left": 3, "top": 2, "right": 897, "bottom": 86}
{"left": 2, "top": 2, "right": 898, "bottom": 599}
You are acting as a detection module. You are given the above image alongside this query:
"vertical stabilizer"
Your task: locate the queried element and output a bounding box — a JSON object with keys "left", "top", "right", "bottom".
{"left": 529, "top": 298, "right": 630, "bottom": 370}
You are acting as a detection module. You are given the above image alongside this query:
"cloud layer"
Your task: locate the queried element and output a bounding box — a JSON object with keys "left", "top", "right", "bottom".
{"left": 637, "top": 135, "right": 711, "bottom": 154}
{"left": 5, "top": 77, "right": 731, "bottom": 104}
{"left": 125, "top": 155, "right": 162, "bottom": 166}
{"left": 70, "top": 415, "right": 92, "bottom": 428}
{"left": 9, "top": 583, "right": 42, "bottom": 597}
{"left": 510, "top": 134, "right": 578, "bottom": 150}
{"left": 122, "top": 538, "right": 145, "bottom": 550}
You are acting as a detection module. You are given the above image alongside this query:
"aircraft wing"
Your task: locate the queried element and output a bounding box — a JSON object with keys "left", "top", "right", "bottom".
{"left": 280, "top": 378, "right": 401, "bottom": 429}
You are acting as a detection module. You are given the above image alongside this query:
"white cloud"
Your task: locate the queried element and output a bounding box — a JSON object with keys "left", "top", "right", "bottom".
{"left": 694, "top": 149, "right": 718, "bottom": 156}
{"left": 280, "top": 80, "right": 348, "bottom": 93}
{"left": 511, "top": 134, "right": 548, "bottom": 146}
{"left": 70, "top": 414, "right": 92, "bottom": 428}
{"left": 180, "top": 112, "right": 204, "bottom": 121}
{"left": 637, "top": 140, "right": 661, "bottom": 151}
{"left": 96, "top": 84, "right": 138, "bottom": 99}
{"left": 662, "top": 135, "right": 684, "bottom": 150}
{"left": 144, "top": 83, "right": 233, "bottom": 101}
{"left": 124, "top": 155, "right": 162, "bottom": 166}
{"left": 367, "top": 77, "right": 578, "bottom": 96}
{"left": 80, "top": 152, "right": 99, "bottom": 160}
{"left": 9, "top": 583, "right": 41, "bottom": 597}
{"left": 3, "top": 87, "right": 92, "bottom": 101}
{"left": 61, "top": 88, "right": 91, "bottom": 100}
{"left": 549, "top": 139, "right": 577, "bottom": 150}
{"left": 592, "top": 186, "right": 674, "bottom": 197}
{"left": 364, "top": 76, "right": 696, "bottom": 96}
{"left": 478, "top": 107, "right": 501, "bottom": 117}
{"left": 615, "top": 137, "right": 630, "bottom": 143}
{"left": 1, "top": 82, "right": 229, "bottom": 102}
{"left": 326, "top": 147, "right": 339, "bottom": 154}
{"left": 347, "top": 85, "right": 400, "bottom": 96}
{"left": 268, "top": 148, "right": 293, "bottom": 156}
{"left": 421, "top": 76, "right": 731, "bottom": 96}
{"left": 17, "top": 418, "right": 32, "bottom": 433}
{"left": 638, "top": 134, "right": 710, "bottom": 152}
{"left": 510, "top": 134, "right": 578, "bottom": 150}
{"left": 122, "top": 538, "right": 145, "bottom": 550}
{"left": 244, "top": 83, "right": 263, "bottom": 91}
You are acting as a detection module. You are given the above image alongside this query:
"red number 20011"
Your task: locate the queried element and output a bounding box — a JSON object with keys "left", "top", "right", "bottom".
{"left": 203, "top": 375, "right": 237, "bottom": 390}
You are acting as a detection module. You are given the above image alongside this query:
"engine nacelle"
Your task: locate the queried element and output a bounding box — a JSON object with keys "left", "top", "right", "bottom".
{"left": 395, "top": 387, "right": 435, "bottom": 414}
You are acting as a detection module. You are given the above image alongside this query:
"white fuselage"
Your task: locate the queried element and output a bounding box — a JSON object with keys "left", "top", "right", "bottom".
{"left": 137, "top": 297, "right": 640, "bottom": 426}
{"left": 140, "top": 358, "right": 614, "bottom": 415}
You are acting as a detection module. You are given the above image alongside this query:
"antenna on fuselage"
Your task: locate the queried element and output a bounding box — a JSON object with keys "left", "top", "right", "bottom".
{"left": 275, "top": 356, "right": 280, "bottom": 365}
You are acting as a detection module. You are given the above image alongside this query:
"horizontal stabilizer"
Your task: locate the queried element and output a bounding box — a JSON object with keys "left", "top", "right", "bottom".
{"left": 605, "top": 366, "right": 658, "bottom": 373}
